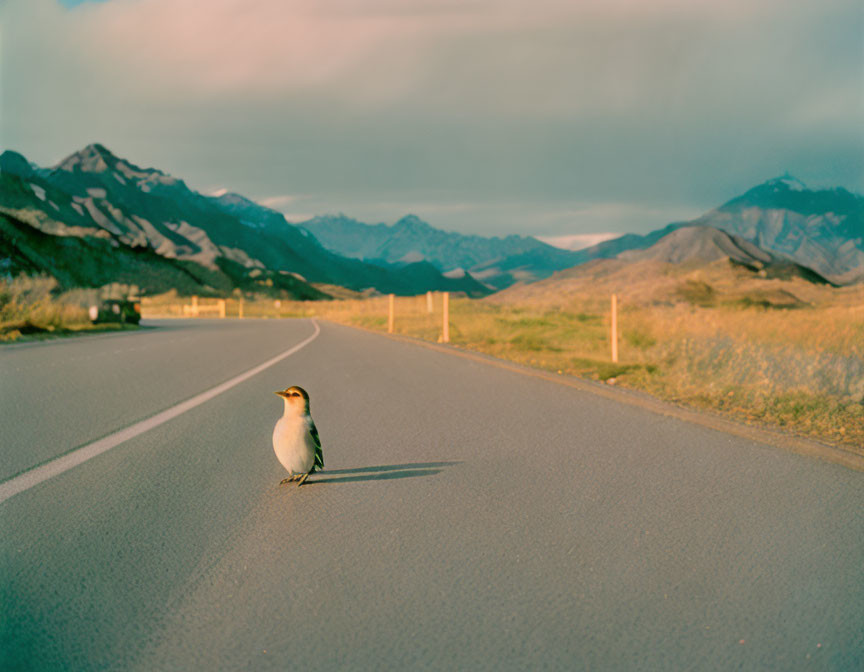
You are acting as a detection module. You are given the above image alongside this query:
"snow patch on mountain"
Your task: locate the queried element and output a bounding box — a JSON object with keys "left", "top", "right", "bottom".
{"left": 769, "top": 174, "right": 807, "bottom": 191}
{"left": 29, "top": 184, "right": 46, "bottom": 201}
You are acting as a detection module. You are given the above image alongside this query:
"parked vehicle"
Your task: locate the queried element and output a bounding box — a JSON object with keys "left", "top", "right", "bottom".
{"left": 89, "top": 299, "right": 141, "bottom": 325}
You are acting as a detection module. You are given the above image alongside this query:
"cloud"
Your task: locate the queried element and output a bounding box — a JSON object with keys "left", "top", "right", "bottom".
{"left": 282, "top": 213, "right": 317, "bottom": 223}
{"left": 13, "top": 0, "right": 858, "bottom": 116}
{"left": 536, "top": 233, "right": 623, "bottom": 251}
{"left": 8, "top": 0, "right": 861, "bottom": 130}
{"left": 259, "top": 195, "right": 300, "bottom": 209}
{"left": 1, "top": 0, "right": 860, "bottom": 235}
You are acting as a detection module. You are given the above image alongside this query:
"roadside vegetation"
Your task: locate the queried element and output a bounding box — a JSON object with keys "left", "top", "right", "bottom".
{"left": 141, "top": 289, "right": 864, "bottom": 451}
{"left": 147, "top": 290, "right": 863, "bottom": 451}
{"left": 0, "top": 275, "right": 136, "bottom": 342}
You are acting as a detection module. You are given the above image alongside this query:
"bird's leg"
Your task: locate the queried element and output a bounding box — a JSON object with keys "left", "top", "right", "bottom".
{"left": 280, "top": 474, "right": 296, "bottom": 485}
{"left": 296, "top": 472, "right": 311, "bottom": 487}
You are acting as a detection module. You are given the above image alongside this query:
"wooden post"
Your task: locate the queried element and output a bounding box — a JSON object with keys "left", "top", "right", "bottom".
{"left": 388, "top": 294, "right": 395, "bottom": 334}
{"left": 191, "top": 295, "right": 199, "bottom": 317}
{"left": 442, "top": 291, "right": 450, "bottom": 343}
{"left": 426, "top": 291, "right": 433, "bottom": 314}
{"left": 611, "top": 293, "right": 618, "bottom": 363}
{"left": 238, "top": 297, "right": 244, "bottom": 319}
{"left": 219, "top": 299, "right": 226, "bottom": 319}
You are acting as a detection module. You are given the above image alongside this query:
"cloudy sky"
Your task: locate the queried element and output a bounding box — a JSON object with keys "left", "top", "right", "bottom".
{"left": 2, "top": 0, "right": 862, "bottom": 236}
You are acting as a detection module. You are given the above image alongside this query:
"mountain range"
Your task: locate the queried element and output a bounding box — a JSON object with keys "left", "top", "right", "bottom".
{"left": 299, "top": 176, "right": 863, "bottom": 288}
{"left": 560, "top": 175, "right": 863, "bottom": 285}
{"left": 618, "top": 225, "right": 832, "bottom": 284}
{"left": 0, "top": 144, "right": 489, "bottom": 298}
{"left": 301, "top": 214, "right": 582, "bottom": 289}
{"left": 0, "top": 143, "right": 861, "bottom": 299}
{"left": 492, "top": 224, "right": 837, "bottom": 309}
{"left": 688, "top": 175, "right": 864, "bottom": 285}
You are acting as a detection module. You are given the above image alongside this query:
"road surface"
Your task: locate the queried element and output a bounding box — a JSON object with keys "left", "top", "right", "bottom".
{"left": 2, "top": 318, "right": 862, "bottom": 670}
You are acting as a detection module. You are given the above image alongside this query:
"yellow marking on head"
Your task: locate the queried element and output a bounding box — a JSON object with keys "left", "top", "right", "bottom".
{"left": 275, "top": 386, "right": 311, "bottom": 410}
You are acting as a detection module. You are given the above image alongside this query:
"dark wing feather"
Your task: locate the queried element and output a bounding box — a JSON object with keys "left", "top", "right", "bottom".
{"left": 309, "top": 421, "right": 324, "bottom": 471}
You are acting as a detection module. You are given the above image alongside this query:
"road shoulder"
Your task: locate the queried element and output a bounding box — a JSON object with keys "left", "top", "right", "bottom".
{"left": 322, "top": 319, "right": 864, "bottom": 473}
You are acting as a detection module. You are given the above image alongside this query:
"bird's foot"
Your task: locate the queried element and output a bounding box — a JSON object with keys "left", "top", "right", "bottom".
{"left": 297, "top": 472, "right": 311, "bottom": 487}
{"left": 280, "top": 475, "right": 298, "bottom": 485}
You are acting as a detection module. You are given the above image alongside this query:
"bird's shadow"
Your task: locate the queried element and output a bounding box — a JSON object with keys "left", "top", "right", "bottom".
{"left": 303, "top": 461, "right": 460, "bottom": 485}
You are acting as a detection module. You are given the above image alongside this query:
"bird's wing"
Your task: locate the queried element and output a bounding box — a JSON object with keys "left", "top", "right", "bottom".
{"left": 309, "top": 420, "right": 324, "bottom": 470}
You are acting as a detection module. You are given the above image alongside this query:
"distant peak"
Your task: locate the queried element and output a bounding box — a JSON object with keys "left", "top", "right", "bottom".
{"left": 84, "top": 142, "right": 112, "bottom": 156}
{"left": 78, "top": 143, "right": 121, "bottom": 163}
{"left": 54, "top": 143, "right": 176, "bottom": 191}
{"left": 764, "top": 173, "right": 807, "bottom": 191}
{"left": 394, "top": 214, "right": 432, "bottom": 230}
{"left": 56, "top": 143, "right": 121, "bottom": 173}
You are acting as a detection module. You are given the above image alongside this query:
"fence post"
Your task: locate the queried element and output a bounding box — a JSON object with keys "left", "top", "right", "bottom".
{"left": 426, "top": 291, "right": 433, "bottom": 314}
{"left": 192, "top": 295, "right": 199, "bottom": 317}
{"left": 442, "top": 292, "right": 450, "bottom": 343}
{"left": 611, "top": 293, "right": 618, "bottom": 363}
{"left": 238, "top": 297, "right": 244, "bottom": 319}
{"left": 388, "top": 294, "right": 395, "bottom": 334}
{"left": 219, "top": 299, "right": 226, "bottom": 319}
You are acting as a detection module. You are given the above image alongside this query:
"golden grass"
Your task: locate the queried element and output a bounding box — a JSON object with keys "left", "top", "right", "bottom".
{"left": 0, "top": 276, "right": 141, "bottom": 342}
{"left": 0, "top": 276, "right": 92, "bottom": 341}
{"left": 142, "top": 291, "right": 864, "bottom": 451}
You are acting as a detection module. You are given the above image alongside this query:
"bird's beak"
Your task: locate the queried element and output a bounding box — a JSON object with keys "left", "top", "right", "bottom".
{"left": 274, "top": 390, "right": 286, "bottom": 397}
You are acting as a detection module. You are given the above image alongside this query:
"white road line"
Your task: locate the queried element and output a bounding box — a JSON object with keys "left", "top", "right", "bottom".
{"left": 0, "top": 320, "right": 321, "bottom": 506}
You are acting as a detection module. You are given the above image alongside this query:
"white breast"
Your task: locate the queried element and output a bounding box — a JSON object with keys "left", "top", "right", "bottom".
{"left": 272, "top": 414, "right": 316, "bottom": 475}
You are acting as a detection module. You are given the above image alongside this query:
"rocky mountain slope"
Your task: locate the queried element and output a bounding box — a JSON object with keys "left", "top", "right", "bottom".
{"left": 688, "top": 175, "right": 864, "bottom": 284}
{"left": 0, "top": 144, "right": 489, "bottom": 297}
{"left": 4, "top": 146, "right": 858, "bottom": 300}
{"left": 492, "top": 225, "right": 835, "bottom": 308}
{"left": 569, "top": 176, "right": 863, "bottom": 284}
{"left": 300, "top": 214, "right": 581, "bottom": 289}
{"left": 618, "top": 225, "right": 770, "bottom": 265}
{"left": 303, "top": 176, "right": 862, "bottom": 289}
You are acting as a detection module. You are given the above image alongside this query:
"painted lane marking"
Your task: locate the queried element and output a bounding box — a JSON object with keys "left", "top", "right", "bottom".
{"left": 0, "top": 320, "right": 321, "bottom": 505}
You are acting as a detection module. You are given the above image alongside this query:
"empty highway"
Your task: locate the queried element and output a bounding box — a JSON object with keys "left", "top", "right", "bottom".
{"left": 1, "top": 318, "right": 862, "bottom": 670}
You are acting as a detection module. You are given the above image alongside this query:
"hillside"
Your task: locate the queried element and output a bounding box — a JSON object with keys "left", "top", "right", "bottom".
{"left": 0, "top": 145, "right": 489, "bottom": 297}
{"left": 569, "top": 176, "right": 863, "bottom": 284}
{"left": 690, "top": 175, "right": 864, "bottom": 284}
{"left": 491, "top": 225, "right": 836, "bottom": 308}
{"left": 4, "top": 148, "right": 858, "bottom": 298}
{"left": 0, "top": 211, "right": 329, "bottom": 299}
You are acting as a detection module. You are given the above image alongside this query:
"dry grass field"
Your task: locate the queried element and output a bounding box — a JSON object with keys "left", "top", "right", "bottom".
{"left": 144, "top": 288, "right": 864, "bottom": 452}
{"left": 1, "top": 276, "right": 93, "bottom": 341}
{"left": 0, "top": 276, "right": 141, "bottom": 342}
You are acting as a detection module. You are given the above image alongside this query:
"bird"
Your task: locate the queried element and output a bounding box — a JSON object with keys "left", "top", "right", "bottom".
{"left": 272, "top": 385, "right": 324, "bottom": 487}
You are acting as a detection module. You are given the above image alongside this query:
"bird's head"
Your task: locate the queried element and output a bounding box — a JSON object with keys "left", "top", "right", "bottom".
{"left": 275, "top": 385, "right": 310, "bottom": 414}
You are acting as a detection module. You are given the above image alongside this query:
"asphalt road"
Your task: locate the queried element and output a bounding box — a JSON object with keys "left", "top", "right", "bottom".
{"left": 1, "top": 318, "right": 862, "bottom": 671}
